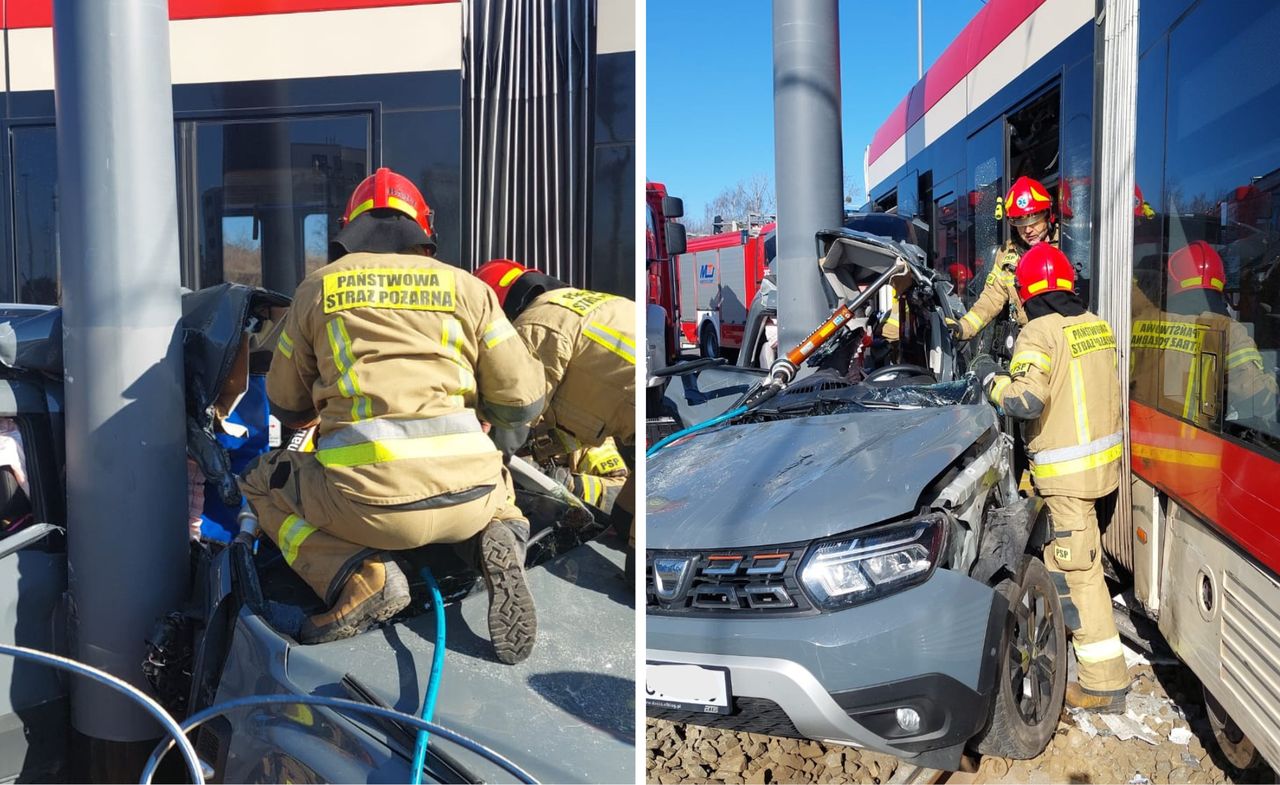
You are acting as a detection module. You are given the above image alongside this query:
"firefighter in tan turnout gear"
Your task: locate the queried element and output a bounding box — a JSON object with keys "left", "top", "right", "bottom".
{"left": 978, "top": 243, "right": 1130, "bottom": 712}
{"left": 949, "top": 176, "right": 1059, "bottom": 343}
{"left": 475, "top": 260, "right": 637, "bottom": 559}
{"left": 1130, "top": 241, "right": 1277, "bottom": 427}
{"left": 241, "top": 168, "right": 546, "bottom": 663}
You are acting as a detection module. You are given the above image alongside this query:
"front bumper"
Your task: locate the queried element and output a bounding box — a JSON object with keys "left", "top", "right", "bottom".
{"left": 646, "top": 568, "right": 1006, "bottom": 770}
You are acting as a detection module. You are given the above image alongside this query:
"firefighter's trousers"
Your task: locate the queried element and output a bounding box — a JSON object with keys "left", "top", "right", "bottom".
{"left": 242, "top": 449, "right": 521, "bottom": 606}
{"left": 1043, "top": 494, "right": 1130, "bottom": 693}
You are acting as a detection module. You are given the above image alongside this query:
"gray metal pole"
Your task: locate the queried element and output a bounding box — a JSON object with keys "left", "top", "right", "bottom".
{"left": 772, "top": 0, "right": 844, "bottom": 348}
{"left": 54, "top": 0, "right": 189, "bottom": 750}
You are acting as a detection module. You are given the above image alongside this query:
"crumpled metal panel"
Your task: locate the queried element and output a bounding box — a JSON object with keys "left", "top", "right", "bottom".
{"left": 647, "top": 403, "right": 998, "bottom": 550}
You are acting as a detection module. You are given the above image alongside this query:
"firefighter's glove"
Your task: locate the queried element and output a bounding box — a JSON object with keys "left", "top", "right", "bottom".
{"left": 969, "top": 355, "right": 1010, "bottom": 406}
{"left": 945, "top": 317, "right": 966, "bottom": 341}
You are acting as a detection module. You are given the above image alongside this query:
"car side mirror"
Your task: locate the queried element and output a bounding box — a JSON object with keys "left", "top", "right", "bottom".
{"left": 666, "top": 222, "right": 687, "bottom": 256}
{"left": 662, "top": 196, "right": 684, "bottom": 219}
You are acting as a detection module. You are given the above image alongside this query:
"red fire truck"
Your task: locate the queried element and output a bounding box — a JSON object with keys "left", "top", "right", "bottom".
{"left": 676, "top": 222, "right": 776, "bottom": 358}
{"left": 646, "top": 181, "right": 686, "bottom": 368}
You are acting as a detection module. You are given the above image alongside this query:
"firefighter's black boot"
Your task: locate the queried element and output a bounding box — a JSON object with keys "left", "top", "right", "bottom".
{"left": 299, "top": 553, "right": 410, "bottom": 644}
{"left": 478, "top": 517, "right": 537, "bottom": 664}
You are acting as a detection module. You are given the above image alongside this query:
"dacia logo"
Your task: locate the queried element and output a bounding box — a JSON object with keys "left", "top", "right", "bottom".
{"left": 653, "top": 556, "right": 695, "bottom": 601}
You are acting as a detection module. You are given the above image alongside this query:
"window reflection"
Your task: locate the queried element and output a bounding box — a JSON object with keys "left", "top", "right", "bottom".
{"left": 1132, "top": 0, "right": 1280, "bottom": 456}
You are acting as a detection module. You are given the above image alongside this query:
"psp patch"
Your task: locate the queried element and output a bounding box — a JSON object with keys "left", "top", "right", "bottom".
{"left": 1063, "top": 320, "right": 1116, "bottom": 358}
{"left": 1054, "top": 545, "right": 1072, "bottom": 562}
{"left": 547, "top": 288, "right": 617, "bottom": 316}
{"left": 322, "top": 268, "right": 456, "bottom": 314}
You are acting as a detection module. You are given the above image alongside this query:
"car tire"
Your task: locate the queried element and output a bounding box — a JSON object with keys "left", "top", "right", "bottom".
{"left": 973, "top": 555, "right": 1067, "bottom": 759}
{"left": 699, "top": 323, "right": 720, "bottom": 359}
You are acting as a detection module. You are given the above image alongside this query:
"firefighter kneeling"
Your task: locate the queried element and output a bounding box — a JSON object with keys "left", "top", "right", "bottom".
{"left": 978, "top": 243, "right": 1130, "bottom": 712}
{"left": 475, "top": 260, "right": 636, "bottom": 569}
{"left": 242, "top": 168, "right": 546, "bottom": 663}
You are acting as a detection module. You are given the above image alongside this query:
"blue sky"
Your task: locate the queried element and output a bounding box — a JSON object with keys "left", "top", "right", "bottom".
{"left": 646, "top": 0, "right": 986, "bottom": 220}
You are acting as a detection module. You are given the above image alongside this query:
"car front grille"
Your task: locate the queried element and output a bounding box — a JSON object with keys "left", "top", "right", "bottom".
{"left": 646, "top": 544, "right": 815, "bottom": 616}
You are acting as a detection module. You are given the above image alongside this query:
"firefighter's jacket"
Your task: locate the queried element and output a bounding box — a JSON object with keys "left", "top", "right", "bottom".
{"left": 879, "top": 270, "right": 914, "bottom": 343}
{"left": 267, "top": 252, "right": 545, "bottom": 506}
{"left": 516, "top": 288, "right": 637, "bottom": 448}
{"left": 991, "top": 311, "right": 1122, "bottom": 499}
{"left": 956, "top": 231, "right": 1059, "bottom": 340}
{"left": 1130, "top": 309, "right": 1276, "bottom": 428}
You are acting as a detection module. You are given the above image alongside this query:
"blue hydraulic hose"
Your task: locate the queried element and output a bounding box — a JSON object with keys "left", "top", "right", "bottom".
{"left": 410, "top": 566, "right": 447, "bottom": 785}
{"left": 646, "top": 405, "right": 748, "bottom": 457}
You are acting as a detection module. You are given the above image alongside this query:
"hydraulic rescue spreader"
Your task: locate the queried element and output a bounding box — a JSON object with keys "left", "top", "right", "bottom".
{"left": 743, "top": 258, "right": 910, "bottom": 409}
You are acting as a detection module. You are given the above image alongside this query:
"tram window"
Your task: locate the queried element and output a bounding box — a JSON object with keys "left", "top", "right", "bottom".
{"left": 11, "top": 126, "right": 58, "bottom": 304}
{"left": 184, "top": 113, "right": 370, "bottom": 295}
{"left": 303, "top": 213, "right": 329, "bottom": 276}
{"left": 933, "top": 188, "right": 962, "bottom": 289}
{"left": 1156, "top": 0, "right": 1280, "bottom": 454}
{"left": 1061, "top": 61, "right": 1093, "bottom": 304}
{"left": 964, "top": 119, "right": 1004, "bottom": 308}
{"left": 221, "top": 216, "right": 262, "bottom": 288}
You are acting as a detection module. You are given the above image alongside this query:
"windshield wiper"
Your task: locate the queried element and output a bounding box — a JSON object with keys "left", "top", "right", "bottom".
{"left": 341, "top": 673, "right": 480, "bottom": 784}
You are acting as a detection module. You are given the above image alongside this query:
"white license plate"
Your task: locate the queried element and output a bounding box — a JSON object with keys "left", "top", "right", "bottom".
{"left": 645, "top": 662, "right": 732, "bottom": 715}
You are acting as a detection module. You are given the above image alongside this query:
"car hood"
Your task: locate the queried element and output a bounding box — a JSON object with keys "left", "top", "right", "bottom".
{"left": 647, "top": 404, "right": 996, "bottom": 550}
{"left": 283, "top": 538, "right": 634, "bottom": 784}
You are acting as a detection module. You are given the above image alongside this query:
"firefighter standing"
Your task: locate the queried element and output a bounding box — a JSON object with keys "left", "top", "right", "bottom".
{"left": 980, "top": 243, "right": 1130, "bottom": 712}
{"left": 1130, "top": 241, "right": 1276, "bottom": 425}
{"left": 474, "top": 260, "right": 637, "bottom": 555}
{"left": 950, "top": 176, "right": 1059, "bottom": 342}
{"left": 241, "top": 169, "right": 546, "bottom": 663}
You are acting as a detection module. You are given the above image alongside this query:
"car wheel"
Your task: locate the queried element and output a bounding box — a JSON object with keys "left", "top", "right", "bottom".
{"left": 973, "top": 555, "right": 1066, "bottom": 759}
{"left": 699, "top": 323, "right": 720, "bottom": 359}
{"left": 1204, "top": 686, "right": 1261, "bottom": 770}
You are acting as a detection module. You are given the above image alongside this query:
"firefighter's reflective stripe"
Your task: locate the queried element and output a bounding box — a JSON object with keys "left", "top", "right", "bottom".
{"left": 482, "top": 318, "right": 517, "bottom": 348}
{"left": 1069, "top": 360, "right": 1091, "bottom": 444}
{"left": 1183, "top": 356, "right": 1199, "bottom": 420}
{"left": 316, "top": 431, "right": 495, "bottom": 468}
{"left": 1033, "top": 435, "right": 1123, "bottom": 479}
{"left": 279, "top": 514, "right": 318, "bottom": 566}
{"left": 583, "top": 321, "right": 635, "bottom": 364}
{"left": 498, "top": 268, "right": 524, "bottom": 287}
{"left": 1033, "top": 431, "right": 1123, "bottom": 465}
{"left": 278, "top": 330, "right": 295, "bottom": 359}
{"left": 1228, "top": 346, "right": 1264, "bottom": 370}
{"left": 989, "top": 375, "right": 1013, "bottom": 405}
{"left": 326, "top": 317, "right": 372, "bottom": 421}
{"left": 319, "top": 412, "right": 484, "bottom": 448}
{"left": 441, "top": 318, "right": 476, "bottom": 395}
{"left": 1074, "top": 634, "right": 1124, "bottom": 663}
{"left": 1011, "top": 351, "right": 1051, "bottom": 376}
{"left": 315, "top": 413, "right": 491, "bottom": 467}
{"left": 1180, "top": 276, "right": 1224, "bottom": 291}
{"left": 1027, "top": 277, "right": 1074, "bottom": 295}
{"left": 962, "top": 311, "right": 984, "bottom": 330}
{"left": 579, "top": 474, "right": 604, "bottom": 505}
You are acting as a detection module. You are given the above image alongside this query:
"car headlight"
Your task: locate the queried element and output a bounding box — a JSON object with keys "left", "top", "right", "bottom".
{"left": 799, "top": 513, "right": 947, "bottom": 610}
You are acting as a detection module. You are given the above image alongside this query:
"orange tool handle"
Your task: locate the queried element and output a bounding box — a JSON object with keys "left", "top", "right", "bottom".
{"left": 784, "top": 304, "right": 854, "bottom": 366}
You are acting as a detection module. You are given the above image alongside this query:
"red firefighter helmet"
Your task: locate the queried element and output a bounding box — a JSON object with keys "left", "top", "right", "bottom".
{"left": 1015, "top": 243, "right": 1076, "bottom": 302}
{"left": 1167, "top": 241, "right": 1225, "bottom": 294}
{"left": 474, "top": 259, "right": 535, "bottom": 306}
{"left": 1004, "top": 176, "right": 1055, "bottom": 226}
{"left": 1134, "top": 185, "right": 1155, "bottom": 219}
{"left": 342, "top": 167, "right": 435, "bottom": 239}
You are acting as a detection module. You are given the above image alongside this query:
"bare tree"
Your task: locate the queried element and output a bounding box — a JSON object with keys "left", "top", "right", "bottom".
{"left": 844, "top": 172, "right": 865, "bottom": 210}
{"left": 689, "top": 174, "right": 777, "bottom": 234}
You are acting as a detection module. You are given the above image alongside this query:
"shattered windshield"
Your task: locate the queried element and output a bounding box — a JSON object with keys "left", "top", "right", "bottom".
{"left": 742, "top": 372, "right": 983, "bottom": 421}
